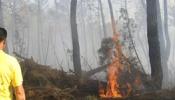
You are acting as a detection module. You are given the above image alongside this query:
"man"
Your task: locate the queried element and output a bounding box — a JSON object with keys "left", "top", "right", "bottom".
{"left": 0, "top": 27, "right": 25, "bottom": 100}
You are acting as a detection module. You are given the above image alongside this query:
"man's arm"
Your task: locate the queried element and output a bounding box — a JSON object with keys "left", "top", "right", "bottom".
{"left": 10, "top": 57, "right": 25, "bottom": 100}
{"left": 14, "top": 85, "right": 26, "bottom": 100}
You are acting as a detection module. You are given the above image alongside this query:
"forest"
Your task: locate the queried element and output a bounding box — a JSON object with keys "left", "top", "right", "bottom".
{"left": 1, "top": 0, "right": 175, "bottom": 100}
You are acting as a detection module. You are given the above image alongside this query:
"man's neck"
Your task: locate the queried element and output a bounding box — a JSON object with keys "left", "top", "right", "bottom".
{"left": 0, "top": 43, "right": 4, "bottom": 50}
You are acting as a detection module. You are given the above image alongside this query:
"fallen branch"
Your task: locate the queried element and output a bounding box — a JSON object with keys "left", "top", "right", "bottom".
{"left": 84, "top": 64, "right": 108, "bottom": 78}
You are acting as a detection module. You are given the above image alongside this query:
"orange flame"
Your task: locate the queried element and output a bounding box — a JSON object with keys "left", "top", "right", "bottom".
{"left": 99, "top": 33, "right": 123, "bottom": 98}
{"left": 99, "top": 32, "right": 144, "bottom": 98}
{"left": 106, "top": 60, "right": 122, "bottom": 98}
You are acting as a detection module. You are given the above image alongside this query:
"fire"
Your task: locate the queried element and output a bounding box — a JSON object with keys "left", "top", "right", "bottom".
{"left": 98, "top": 32, "right": 145, "bottom": 98}
{"left": 99, "top": 33, "right": 124, "bottom": 98}
{"left": 98, "top": 14, "right": 147, "bottom": 96}
{"left": 106, "top": 58, "right": 122, "bottom": 97}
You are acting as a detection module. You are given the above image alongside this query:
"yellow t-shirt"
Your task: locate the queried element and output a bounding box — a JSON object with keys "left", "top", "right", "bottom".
{"left": 0, "top": 50, "right": 23, "bottom": 100}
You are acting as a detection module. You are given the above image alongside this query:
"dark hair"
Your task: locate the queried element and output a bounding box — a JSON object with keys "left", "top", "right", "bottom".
{"left": 0, "top": 27, "right": 7, "bottom": 42}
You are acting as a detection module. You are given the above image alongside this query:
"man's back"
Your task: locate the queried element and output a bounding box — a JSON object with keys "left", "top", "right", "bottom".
{"left": 0, "top": 50, "right": 23, "bottom": 100}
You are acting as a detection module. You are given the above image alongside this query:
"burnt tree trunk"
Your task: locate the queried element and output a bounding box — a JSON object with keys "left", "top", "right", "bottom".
{"left": 70, "top": 0, "right": 82, "bottom": 77}
{"left": 98, "top": 0, "right": 107, "bottom": 37}
{"left": 146, "top": 0, "right": 163, "bottom": 89}
{"left": 108, "top": 0, "right": 117, "bottom": 35}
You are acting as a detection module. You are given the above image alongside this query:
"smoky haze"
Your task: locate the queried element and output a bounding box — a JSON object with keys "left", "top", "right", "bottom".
{"left": 0, "top": 0, "right": 175, "bottom": 89}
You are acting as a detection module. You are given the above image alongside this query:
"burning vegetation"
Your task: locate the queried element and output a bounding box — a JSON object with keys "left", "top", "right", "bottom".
{"left": 99, "top": 34, "right": 124, "bottom": 98}
{"left": 98, "top": 33, "right": 146, "bottom": 98}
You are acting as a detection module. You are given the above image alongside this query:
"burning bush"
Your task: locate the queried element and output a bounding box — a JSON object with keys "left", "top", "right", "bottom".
{"left": 98, "top": 33, "right": 146, "bottom": 98}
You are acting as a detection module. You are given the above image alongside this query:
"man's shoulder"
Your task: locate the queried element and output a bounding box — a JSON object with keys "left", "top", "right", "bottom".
{"left": 4, "top": 53, "right": 19, "bottom": 65}
{"left": 5, "top": 53, "right": 17, "bottom": 60}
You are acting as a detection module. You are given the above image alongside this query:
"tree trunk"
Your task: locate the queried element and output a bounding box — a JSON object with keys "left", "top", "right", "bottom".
{"left": 98, "top": 0, "right": 107, "bottom": 37}
{"left": 164, "top": 0, "right": 168, "bottom": 34}
{"left": 108, "top": 0, "right": 117, "bottom": 35}
{"left": 163, "top": 0, "right": 170, "bottom": 60}
{"left": 146, "top": 0, "right": 163, "bottom": 89}
{"left": 70, "top": 0, "right": 82, "bottom": 77}
{"left": 160, "top": 0, "right": 170, "bottom": 89}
